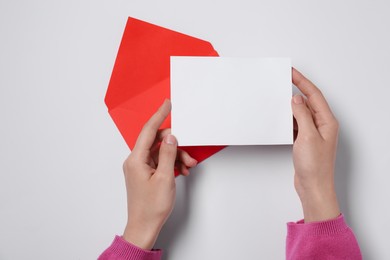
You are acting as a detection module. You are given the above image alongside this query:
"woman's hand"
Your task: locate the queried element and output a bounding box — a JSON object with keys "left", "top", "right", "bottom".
{"left": 291, "top": 68, "right": 340, "bottom": 222}
{"left": 122, "top": 100, "right": 197, "bottom": 249}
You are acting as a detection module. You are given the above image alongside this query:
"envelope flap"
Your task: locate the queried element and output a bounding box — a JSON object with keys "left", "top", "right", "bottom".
{"left": 105, "top": 17, "right": 218, "bottom": 110}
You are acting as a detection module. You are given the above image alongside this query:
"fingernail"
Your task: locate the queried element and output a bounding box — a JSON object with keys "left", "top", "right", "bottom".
{"left": 165, "top": 134, "right": 176, "bottom": 145}
{"left": 293, "top": 95, "right": 304, "bottom": 104}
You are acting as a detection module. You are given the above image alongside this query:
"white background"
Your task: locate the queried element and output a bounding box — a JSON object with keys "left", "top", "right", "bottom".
{"left": 0, "top": 0, "right": 389, "bottom": 259}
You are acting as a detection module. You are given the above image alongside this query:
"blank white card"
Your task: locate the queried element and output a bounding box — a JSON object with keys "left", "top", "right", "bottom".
{"left": 170, "top": 57, "right": 293, "bottom": 146}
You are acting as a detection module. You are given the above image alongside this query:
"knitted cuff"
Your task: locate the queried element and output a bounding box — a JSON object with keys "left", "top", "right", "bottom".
{"left": 287, "top": 214, "right": 349, "bottom": 237}
{"left": 104, "top": 235, "right": 162, "bottom": 260}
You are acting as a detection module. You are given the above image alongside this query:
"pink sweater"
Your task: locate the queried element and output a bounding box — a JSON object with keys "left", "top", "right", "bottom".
{"left": 99, "top": 215, "right": 362, "bottom": 260}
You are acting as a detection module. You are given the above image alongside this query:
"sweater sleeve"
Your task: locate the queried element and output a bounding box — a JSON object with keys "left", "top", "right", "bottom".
{"left": 98, "top": 236, "right": 162, "bottom": 260}
{"left": 286, "top": 214, "right": 362, "bottom": 260}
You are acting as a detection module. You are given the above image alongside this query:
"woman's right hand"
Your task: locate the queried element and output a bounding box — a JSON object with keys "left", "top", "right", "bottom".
{"left": 291, "top": 68, "right": 340, "bottom": 222}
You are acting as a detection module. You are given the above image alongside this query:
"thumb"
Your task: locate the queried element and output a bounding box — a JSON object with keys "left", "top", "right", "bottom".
{"left": 156, "top": 134, "right": 178, "bottom": 176}
{"left": 291, "top": 95, "right": 318, "bottom": 135}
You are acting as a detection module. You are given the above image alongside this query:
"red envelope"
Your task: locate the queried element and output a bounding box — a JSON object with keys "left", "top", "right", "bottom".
{"left": 105, "top": 17, "right": 225, "bottom": 174}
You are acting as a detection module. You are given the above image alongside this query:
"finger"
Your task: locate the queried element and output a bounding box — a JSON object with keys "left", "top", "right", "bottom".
{"left": 292, "top": 68, "right": 335, "bottom": 121}
{"left": 177, "top": 149, "right": 197, "bottom": 168}
{"left": 156, "top": 128, "right": 171, "bottom": 143}
{"left": 175, "top": 162, "right": 190, "bottom": 176}
{"left": 156, "top": 134, "right": 177, "bottom": 177}
{"left": 180, "top": 164, "right": 190, "bottom": 176}
{"left": 133, "top": 100, "right": 171, "bottom": 156}
{"left": 292, "top": 68, "right": 339, "bottom": 139}
{"left": 151, "top": 128, "right": 171, "bottom": 149}
{"left": 150, "top": 147, "right": 197, "bottom": 171}
{"left": 291, "top": 95, "right": 318, "bottom": 136}
{"left": 306, "top": 97, "right": 337, "bottom": 137}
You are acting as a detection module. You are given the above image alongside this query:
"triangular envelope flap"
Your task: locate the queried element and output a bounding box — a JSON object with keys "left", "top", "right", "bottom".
{"left": 105, "top": 17, "right": 218, "bottom": 110}
{"left": 109, "top": 78, "right": 171, "bottom": 149}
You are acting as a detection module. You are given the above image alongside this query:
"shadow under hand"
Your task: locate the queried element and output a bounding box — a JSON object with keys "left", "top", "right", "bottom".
{"left": 335, "top": 128, "right": 369, "bottom": 258}
{"left": 154, "top": 165, "right": 202, "bottom": 260}
{"left": 335, "top": 128, "right": 352, "bottom": 219}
